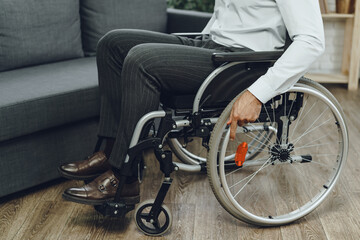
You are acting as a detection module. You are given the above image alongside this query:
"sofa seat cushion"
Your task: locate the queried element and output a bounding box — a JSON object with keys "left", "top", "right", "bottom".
{"left": 0, "top": 57, "right": 99, "bottom": 142}
{"left": 0, "top": 0, "right": 84, "bottom": 72}
{"left": 80, "top": 0, "right": 167, "bottom": 56}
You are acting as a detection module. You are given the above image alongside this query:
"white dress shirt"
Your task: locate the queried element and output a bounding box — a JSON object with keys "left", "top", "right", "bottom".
{"left": 202, "top": 0, "right": 325, "bottom": 103}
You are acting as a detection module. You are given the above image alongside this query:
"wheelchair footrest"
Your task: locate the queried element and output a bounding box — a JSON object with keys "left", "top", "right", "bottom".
{"left": 94, "top": 202, "right": 135, "bottom": 217}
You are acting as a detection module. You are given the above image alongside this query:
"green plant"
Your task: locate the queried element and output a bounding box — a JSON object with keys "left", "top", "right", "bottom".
{"left": 167, "top": 0, "right": 215, "bottom": 13}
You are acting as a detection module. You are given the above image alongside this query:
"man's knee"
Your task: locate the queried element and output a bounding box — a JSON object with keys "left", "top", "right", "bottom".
{"left": 96, "top": 30, "right": 122, "bottom": 55}
{"left": 123, "top": 44, "right": 160, "bottom": 72}
{"left": 122, "top": 44, "right": 162, "bottom": 88}
{"left": 96, "top": 29, "right": 155, "bottom": 56}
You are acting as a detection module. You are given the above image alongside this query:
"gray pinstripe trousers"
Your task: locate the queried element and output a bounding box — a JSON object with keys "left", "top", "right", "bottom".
{"left": 96, "top": 29, "right": 236, "bottom": 170}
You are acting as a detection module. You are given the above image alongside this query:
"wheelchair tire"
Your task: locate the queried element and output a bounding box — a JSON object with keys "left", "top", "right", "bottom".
{"left": 207, "top": 82, "right": 348, "bottom": 226}
{"left": 134, "top": 199, "right": 172, "bottom": 236}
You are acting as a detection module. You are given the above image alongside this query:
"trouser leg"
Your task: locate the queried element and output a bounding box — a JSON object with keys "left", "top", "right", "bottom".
{"left": 108, "top": 42, "right": 228, "bottom": 169}
{"left": 96, "top": 29, "right": 190, "bottom": 138}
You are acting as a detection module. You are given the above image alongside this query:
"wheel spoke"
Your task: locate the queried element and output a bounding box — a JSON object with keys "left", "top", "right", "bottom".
{"left": 302, "top": 158, "right": 334, "bottom": 168}
{"left": 294, "top": 132, "right": 332, "bottom": 148}
{"left": 248, "top": 123, "right": 274, "bottom": 146}
{"left": 228, "top": 162, "right": 272, "bottom": 190}
{"left": 240, "top": 128, "right": 271, "bottom": 147}
{"left": 287, "top": 94, "right": 296, "bottom": 120}
{"left": 293, "top": 161, "right": 330, "bottom": 183}
{"left": 140, "top": 213, "right": 149, "bottom": 220}
{"left": 284, "top": 93, "right": 287, "bottom": 117}
{"left": 264, "top": 100, "right": 282, "bottom": 144}
{"left": 312, "top": 153, "right": 339, "bottom": 157}
{"left": 242, "top": 162, "right": 277, "bottom": 206}
{"left": 289, "top": 95, "right": 311, "bottom": 140}
{"left": 272, "top": 98, "right": 276, "bottom": 124}
{"left": 226, "top": 157, "right": 270, "bottom": 177}
{"left": 295, "top": 141, "right": 341, "bottom": 150}
{"left": 292, "top": 116, "right": 331, "bottom": 146}
{"left": 153, "top": 220, "right": 161, "bottom": 231}
{"left": 248, "top": 147, "right": 273, "bottom": 155}
{"left": 263, "top": 103, "right": 273, "bottom": 124}
{"left": 244, "top": 131, "right": 275, "bottom": 153}
{"left": 286, "top": 94, "right": 296, "bottom": 143}
{"left": 233, "top": 158, "right": 272, "bottom": 198}
{"left": 289, "top": 163, "right": 322, "bottom": 193}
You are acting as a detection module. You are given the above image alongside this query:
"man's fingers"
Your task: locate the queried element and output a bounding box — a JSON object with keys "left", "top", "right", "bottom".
{"left": 229, "top": 120, "right": 237, "bottom": 141}
{"left": 238, "top": 120, "right": 246, "bottom": 127}
{"left": 227, "top": 90, "right": 262, "bottom": 141}
{"left": 227, "top": 108, "right": 234, "bottom": 125}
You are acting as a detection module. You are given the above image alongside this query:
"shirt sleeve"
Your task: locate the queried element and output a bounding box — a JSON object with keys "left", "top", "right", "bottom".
{"left": 247, "top": 0, "right": 325, "bottom": 103}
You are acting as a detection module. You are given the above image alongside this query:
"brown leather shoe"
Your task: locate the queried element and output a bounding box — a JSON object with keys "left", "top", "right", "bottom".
{"left": 58, "top": 152, "right": 110, "bottom": 180}
{"left": 62, "top": 170, "right": 140, "bottom": 205}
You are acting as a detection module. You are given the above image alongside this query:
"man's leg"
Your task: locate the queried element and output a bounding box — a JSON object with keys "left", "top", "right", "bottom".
{"left": 59, "top": 29, "right": 197, "bottom": 180}
{"left": 96, "top": 29, "right": 192, "bottom": 139}
{"left": 109, "top": 42, "right": 225, "bottom": 169}
{"left": 63, "top": 41, "right": 231, "bottom": 204}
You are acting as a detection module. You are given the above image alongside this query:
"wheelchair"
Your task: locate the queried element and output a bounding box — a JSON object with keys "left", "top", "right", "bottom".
{"left": 92, "top": 42, "right": 349, "bottom": 236}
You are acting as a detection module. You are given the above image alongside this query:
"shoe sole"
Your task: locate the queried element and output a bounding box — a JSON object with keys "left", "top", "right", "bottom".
{"left": 57, "top": 167, "right": 103, "bottom": 181}
{"left": 62, "top": 192, "right": 140, "bottom": 206}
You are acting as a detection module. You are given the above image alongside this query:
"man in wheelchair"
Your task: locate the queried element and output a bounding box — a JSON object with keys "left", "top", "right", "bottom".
{"left": 58, "top": 0, "right": 327, "bottom": 230}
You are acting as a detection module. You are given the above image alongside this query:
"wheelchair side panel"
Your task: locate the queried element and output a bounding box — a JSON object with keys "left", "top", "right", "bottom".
{"left": 200, "top": 62, "right": 272, "bottom": 109}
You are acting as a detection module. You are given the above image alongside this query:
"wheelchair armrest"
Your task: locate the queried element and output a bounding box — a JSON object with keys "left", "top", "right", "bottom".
{"left": 212, "top": 51, "right": 284, "bottom": 63}
{"left": 172, "top": 32, "right": 204, "bottom": 39}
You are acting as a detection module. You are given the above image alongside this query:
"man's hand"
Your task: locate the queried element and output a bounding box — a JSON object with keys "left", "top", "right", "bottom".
{"left": 227, "top": 90, "right": 262, "bottom": 141}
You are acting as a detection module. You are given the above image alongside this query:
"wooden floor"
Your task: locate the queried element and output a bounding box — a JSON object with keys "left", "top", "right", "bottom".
{"left": 1, "top": 84, "right": 360, "bottom": 240}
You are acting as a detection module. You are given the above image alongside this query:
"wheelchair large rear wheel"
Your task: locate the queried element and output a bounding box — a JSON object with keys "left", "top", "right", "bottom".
{"left": 207, "top": 83, "right": 348, "bottom": 226}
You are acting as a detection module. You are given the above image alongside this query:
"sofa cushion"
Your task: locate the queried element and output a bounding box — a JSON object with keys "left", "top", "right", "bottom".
{"left": 0, "top": 118, "right": 98, "bottom": 198}
{"left": 0, "top": 0, "right": 84, "bottom": 72}
{"left": 0, "top": 58, "right": 99, "bottom": 142}
{"left": 80, "top": 0, "right": 168, "bottom": 56}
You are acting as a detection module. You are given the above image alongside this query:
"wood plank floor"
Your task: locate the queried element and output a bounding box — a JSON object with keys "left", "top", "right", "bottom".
{"left": 1, "top": 84, "right": 360, "bottom": 240}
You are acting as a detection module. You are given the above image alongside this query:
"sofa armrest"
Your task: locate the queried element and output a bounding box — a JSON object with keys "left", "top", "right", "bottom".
{"left": 166, "top": 8, "right": 212, "bottom": 33}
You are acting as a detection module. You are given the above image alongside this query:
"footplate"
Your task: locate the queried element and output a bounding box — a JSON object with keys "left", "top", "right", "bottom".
{"left": 94, "top": 202, "right": 135, "bottom": 217}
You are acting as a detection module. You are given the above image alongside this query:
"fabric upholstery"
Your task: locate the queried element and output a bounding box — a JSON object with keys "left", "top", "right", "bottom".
{"left": 0, "top": 3, "right": 213, "bottom": 198}
{"left": 0, "top": 57, "right": 99, "bottom": 142}
{"left": 0, "top": 118, "right": 98, "bottom": 198}
{"left": 0, "top": 0, "right": 83, "bottom": 72}
{"left": 166, "top": 8, "right": 212, "bottom": 33}
{"left": 80, "top": 0, "right": 168, "bottom": 56}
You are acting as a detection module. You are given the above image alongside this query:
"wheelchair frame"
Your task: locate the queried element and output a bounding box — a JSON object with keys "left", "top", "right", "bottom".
{"left": 92, "top": 50, "right": 348, "bottom": 236}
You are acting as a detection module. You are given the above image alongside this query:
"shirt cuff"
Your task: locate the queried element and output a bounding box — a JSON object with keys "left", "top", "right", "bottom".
{"left": 247, "top": 76, "right": 276, "bottom": 104}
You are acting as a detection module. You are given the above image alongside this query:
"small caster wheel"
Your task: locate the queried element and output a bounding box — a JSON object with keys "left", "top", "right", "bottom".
{"left": 134, "top": 199, "right": 172, "bottom": 236}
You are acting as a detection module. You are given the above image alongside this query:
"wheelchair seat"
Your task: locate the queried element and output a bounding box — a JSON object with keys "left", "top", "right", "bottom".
{"left": 212, "top": 50, "right": 283, "bottom": 63}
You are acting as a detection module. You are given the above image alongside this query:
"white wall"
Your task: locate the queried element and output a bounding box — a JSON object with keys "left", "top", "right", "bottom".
{"left": 309, "top": 20, "right": 345, "bottom": 74}
{"left": 309, "top": 0, "right": 347, "bottom": 74}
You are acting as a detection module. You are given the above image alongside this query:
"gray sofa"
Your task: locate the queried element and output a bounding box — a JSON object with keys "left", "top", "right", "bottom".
{"left": 0, "top": 0, "right": 211, "bottom": 198}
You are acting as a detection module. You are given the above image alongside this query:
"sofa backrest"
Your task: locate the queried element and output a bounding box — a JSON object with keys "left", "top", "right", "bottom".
{"left": 80, "top": 0, "right": 168, "bottom": 56}
{"left": 0, "top": 0, "right": 168, "bottom": 71}
{"left": 0, "top": 0, "right": 84, "bottom": 72}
